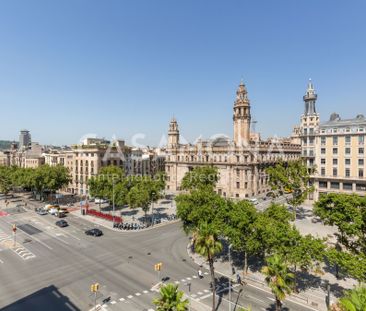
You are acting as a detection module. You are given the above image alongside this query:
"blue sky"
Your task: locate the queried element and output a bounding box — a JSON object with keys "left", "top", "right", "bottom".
{"left": 0, "top": 0, "right": 365, "bottom": 146}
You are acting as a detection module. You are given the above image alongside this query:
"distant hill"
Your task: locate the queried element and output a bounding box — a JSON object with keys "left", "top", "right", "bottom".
{"left": 0, "top": 140, "right": 14, "bottom": 150}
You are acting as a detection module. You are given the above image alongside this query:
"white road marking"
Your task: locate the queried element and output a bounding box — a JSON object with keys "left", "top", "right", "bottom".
{"left": 135, "top": 293, "right": 141, "bottom": 296}
{"left": 0, "top": 258, "right": 4, "bottom": 264}
{"left": 186, "top": 277, "right": 191, "bottom": 280}
{"left": 267, "top": 297, "right": 275, "bottom": 301}
{"left": 197, "top": 291, "right": 203, "bottom": 295}
{"left": 191, "top": 294, "right": 197, "bottom": 298}
{"left": 203, "top": 289, "right": 209, "bottom": 293}
{"left": 143, "top": 290, "right": 149, "bottom": 294}
{"left": 119, "top": 298, "right": 125, "bottom": 301}
{"left": 110, "top": 301, "right": 116, "bottom": 304}
{"left": 181, "top": 279, "right": 186, "bottom": 282}
{"left": 204, "top": 272, "right": 209, "bottom": 275}
{"left": 192, "top": 275, "right": 198, "bottom": 279}
{"left": 174, "top": 281, "right": 180, "bottom": 284}
{"left": 127, "top": 295, "right": 133, "bottom": 299}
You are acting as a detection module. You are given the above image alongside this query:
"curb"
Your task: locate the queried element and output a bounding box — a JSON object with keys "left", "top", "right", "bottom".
{"left": 71, "top": 211, "right": 181, "bottom": 233}
{"left": 186, "top": 243, "right": 326, "bottom": 311}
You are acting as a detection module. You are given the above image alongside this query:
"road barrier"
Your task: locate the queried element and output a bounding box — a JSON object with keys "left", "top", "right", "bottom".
{"left": 86, "top": 209, "right": 122, "bottom": 223}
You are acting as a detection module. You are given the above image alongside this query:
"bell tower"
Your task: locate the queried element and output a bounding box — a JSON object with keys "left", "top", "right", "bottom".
{"left": 233, "top": 81, "right": 251, "bottom": 145}
{"left": 168, "top": 117, "right": 179, "bottom": 148}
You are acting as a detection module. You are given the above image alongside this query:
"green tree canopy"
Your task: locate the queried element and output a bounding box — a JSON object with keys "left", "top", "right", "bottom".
{"left": 261, "top": 254, "right": 294, "bottom": 311}
{"left": 180, "top": 166, "right": 219, "bottom": 192}
{"left": 339, "top": 285, "right": 366, "bottom": 311}
{"left": 266, "top": 160, "right": 314, "bottom": 218}
{"left": 153, "top": 283, "right": 188, "bottom": 311}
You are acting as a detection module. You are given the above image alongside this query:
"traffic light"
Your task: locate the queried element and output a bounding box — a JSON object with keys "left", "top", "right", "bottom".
{"left": 90, "top": 283, "right": 99, "bottom": 292}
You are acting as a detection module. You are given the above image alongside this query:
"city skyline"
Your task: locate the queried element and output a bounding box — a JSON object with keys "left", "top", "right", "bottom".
{"left": 1, "top": 1, "right": 366, "bottom": 146}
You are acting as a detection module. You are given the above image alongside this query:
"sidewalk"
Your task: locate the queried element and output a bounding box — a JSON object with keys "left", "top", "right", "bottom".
{"left": 71, "top": 209, "right": 180, "bottom": 232}
{"left": 187, "top": 243, "right": 334, "bottom": 311}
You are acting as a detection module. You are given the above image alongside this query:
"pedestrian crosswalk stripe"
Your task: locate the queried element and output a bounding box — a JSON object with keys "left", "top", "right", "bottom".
{"left": 197, "top": 291, "right": 203, "bottom": 295}
{"left": 192, "top": 275, "right": 198, "bottom": 279}
{"left": 119, "top": 298, "right": 125, "bottom": 301}
{"left": 127, "top": 295, "right": 133, "bottom": 299}
{"left": 110, "top": 301, "right": 116, "bottom": 304}
{"left": 143, "top": 290, "right": 149, "bottom": 294}
{"left": 135, "top": 293, "right": 141, "bottom": 296}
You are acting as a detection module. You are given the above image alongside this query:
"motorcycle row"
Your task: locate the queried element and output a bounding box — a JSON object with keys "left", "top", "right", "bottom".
{"left": 113, "top": 214, "right": 177, "bottom": 231}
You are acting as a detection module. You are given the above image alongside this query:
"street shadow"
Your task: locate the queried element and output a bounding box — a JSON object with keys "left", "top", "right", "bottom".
{"left": 266, "top": 303, "right": 289, "bottom": 311}
{"left": 1, "top": 285, "right": 81, "bottom": 311}
{"left": 120, "top": 209, "right": 139, "bottom": 216}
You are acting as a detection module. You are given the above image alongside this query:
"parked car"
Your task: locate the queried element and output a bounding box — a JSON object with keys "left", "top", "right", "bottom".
{"left": 85, "top": 228, "right": 103, "bottom": 236}
{"left": 56, "top": 220, "right": 68, "bottom": 227}
{"left": 55, "top": 210, "right": 66, "bottom": 218}
{"left": 36, "top": 209, "right": 48, "bottom": 215}
{"left": 247, "top": 198, "right": 259, "bottom": 205}
{"left": 95, "top": 198, "right": 108, "bottom": 204}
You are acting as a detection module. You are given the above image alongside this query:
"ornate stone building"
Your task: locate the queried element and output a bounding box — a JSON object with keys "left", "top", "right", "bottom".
{"left": 165, "top": 82, "right": 302, "bottom": 199}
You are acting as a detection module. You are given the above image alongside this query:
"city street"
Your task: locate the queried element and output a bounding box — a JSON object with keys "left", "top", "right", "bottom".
{"left": 0, "top": 205, "right": 320, "bottom": 311}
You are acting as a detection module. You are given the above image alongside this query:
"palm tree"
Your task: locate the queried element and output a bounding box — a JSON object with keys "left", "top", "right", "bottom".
{"left": 261, "top": 254, "right": 294, "bottom": 311}
{"left": 339, "top": 285, "right": 366, "bottom": 311}
{"left": 192, "top": 222, "right": 222, "bottom": 311}
{"left": 153, "top": 283, "right": 188, "bottom": 311}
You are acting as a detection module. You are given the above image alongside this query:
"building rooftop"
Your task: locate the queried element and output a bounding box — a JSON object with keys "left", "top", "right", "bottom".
{"left": 320, "top": 113, "right": 366, "bottom": 128}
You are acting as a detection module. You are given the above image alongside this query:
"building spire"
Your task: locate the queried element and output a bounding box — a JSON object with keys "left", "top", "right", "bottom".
{"left": 303, "top": 79, "right": 318, "bottom": 116}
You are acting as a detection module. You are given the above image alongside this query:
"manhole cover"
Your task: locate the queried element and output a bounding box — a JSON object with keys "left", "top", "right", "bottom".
{"left": 17, "top": 224, "right": 42, "bottom": 235}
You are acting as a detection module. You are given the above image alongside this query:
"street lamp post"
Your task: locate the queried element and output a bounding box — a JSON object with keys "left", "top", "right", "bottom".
{"left": 112, "top": 179, "right": 115, "bottom": 227}
{"left": 185, "top": 282, "right": 191, "bottom": 311}
{"left": 325, "top": 280, "right": 331, "bottom": 309}
{"left": 228, "top": 244, "right": 232, "bottom": 311}
{"left": 151, "top": 191, "right": 156, "bottom": 227}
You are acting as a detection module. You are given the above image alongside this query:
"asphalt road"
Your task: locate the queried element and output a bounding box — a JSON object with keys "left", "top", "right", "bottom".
{"left": 0, "top": 206, "right": 319, "bottom": 311}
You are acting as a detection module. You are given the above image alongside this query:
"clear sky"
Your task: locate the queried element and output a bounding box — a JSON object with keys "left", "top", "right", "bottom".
{"left": 0, "top": 0, "right": 365, "bottom": 147}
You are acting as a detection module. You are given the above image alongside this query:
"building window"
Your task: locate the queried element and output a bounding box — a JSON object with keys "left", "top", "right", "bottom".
{"left": 333, "top": 159, "right": 338, "bottom": 165}
{"left": 236, "top": 169, "right": 240, "bottom": 177}
{"left": 333, "top": 148, "right": 338, "bottom": 155}
{"left": 235, "top": 193, "right": 239, "bottom": 198}
{"left": 304, "top": 128, "right": 307, "bottom": 135}
{"left": 359, "top": 169, "right": 364, "bottom": 178}
{"left": 343, "top": 183, "right": 353, "bottom": 190}
{"left": 333, "top": 136, "right": 338, "bottom": 145}
{"left": 345, "top": 168, "right": 350, "bottom": 177}
{"left": 309, "top": 128, "right": 314, "bottom": 134}
{"left": 321, "top": 137, "right": 326, "bottom": 145}
{"left": 345, "top": 148, "right": 351, "bottom": 155}
{"left": 345, "top": 136, "right": 351, "bottom": 145}
{"left": 333, "top": 168, "right": 338, "bottom": 176}
{"left": 309, "top": 137, "right": 314, "bottom": 145}
{"left": 321, "top": 148, "right": 326, "bottom": 154}
{"left": 236, "top": 182, "right": 240, "bottom": 189}
{"left": 359, "top": 159, "right": 364, "bottom": 166}
{"left": 356, "top": 183, "right": 366, "bottom": 191}
{"left": 319, "top": 181, "right": 327, "bottom": 188}
{"left": 345, "top": 158, "right": 351, "bottom": 165}
{"left": 321, "top": 158, "right": 326, "bottom": 165}
{"left": 359, "top": 148, "right": 364, "bottom": 155}
{"left": 321, "top": 168, "right": 326, "bottom": 176}
{"left": 359, "top": 136, "right": 365, "bottom": 144}
{"left": 331, "top": 182, "right": 340, "bottom": 189}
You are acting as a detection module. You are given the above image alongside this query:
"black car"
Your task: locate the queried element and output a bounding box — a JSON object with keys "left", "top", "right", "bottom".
{"left": 85, "top": 228, "right": 103, "bottom": 237}
{"left": 55, "top": 220, "right": 68, "bottom": 227}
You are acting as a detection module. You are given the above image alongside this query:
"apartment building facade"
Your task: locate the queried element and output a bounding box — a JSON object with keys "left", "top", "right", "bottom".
{"left": 297, "top": 81, "right": 366, "bottom": 200}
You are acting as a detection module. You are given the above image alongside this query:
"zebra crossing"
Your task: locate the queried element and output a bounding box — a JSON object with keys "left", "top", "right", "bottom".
{"left": 0, "top": 230, "right": 36, "bottom": 260}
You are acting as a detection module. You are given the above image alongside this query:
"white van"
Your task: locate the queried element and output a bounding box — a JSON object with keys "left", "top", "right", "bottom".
{"left": 248, "top": 198, "right": 259, "bottom": 205}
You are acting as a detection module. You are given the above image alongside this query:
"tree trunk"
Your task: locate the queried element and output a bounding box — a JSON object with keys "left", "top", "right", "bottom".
{"left": 275, "top": 298, "right": 282, "bottom": 311}
{"left": 243, "top": 251, "right": 248, "bottom": 275}
{"left": 208, "top": 257, "right": 216, "bottom": 311}
{"left": 145, "top": 210, "right": 147, "bottom": 224}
